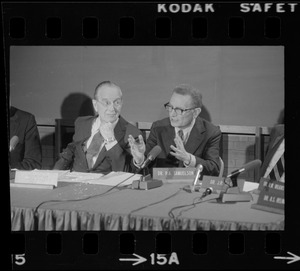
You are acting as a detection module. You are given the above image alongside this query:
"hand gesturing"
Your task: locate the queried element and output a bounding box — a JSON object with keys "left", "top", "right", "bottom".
{"left": 128, "top": 134, "right": 146, "bottom": 164}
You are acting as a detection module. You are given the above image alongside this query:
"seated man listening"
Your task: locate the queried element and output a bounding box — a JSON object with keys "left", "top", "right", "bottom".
{"left": 10, "top": 106, "right": 42, "bottom": 170}
{"left": 54, "top": 81, "right": 141, "bottom": 174}
{"left": 129, "top": 84, "right": 221, "bottom": 176}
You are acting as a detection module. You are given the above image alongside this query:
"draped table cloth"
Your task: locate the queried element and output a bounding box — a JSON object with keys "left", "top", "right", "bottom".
{"left": 10, "top": 181, "right": 284, "bottom": 231}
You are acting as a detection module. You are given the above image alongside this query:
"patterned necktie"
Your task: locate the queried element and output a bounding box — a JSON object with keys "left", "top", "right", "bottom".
{"left": 267, "top": 152, "right": 284, "bottom": 182}
{"left": 86, "top": 131, "right": 103, "bottom": 169}
{"left": 178, "top": 129, "right": 184, "bottom": 143}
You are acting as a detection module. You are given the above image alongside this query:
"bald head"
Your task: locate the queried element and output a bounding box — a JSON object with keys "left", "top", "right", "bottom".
{"left": 94, "top": 81, "right": 122, "bottom": 100}
{"left": 92, "top": 81, "right": 123, "bottom": 123}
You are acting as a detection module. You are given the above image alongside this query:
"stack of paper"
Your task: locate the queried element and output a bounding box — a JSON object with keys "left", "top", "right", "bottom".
{"left": 58, "top": 171, "right": 142, "bottom": 187}
{"left": 11, "top": 169, "right": 142, "bottom": 188}
{"left": 91, "top": 171, "right": 142, "bottom": 186}
{"left": 11, "top": 169, "right": 68, "bottom": 189}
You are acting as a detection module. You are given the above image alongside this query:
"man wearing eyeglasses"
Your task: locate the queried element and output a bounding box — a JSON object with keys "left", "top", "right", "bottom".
{"left": 129, "top": 84, "right": 221, "bottom": 176}
{"left": 54, "top": 81, "right": 142, "bottom": 174}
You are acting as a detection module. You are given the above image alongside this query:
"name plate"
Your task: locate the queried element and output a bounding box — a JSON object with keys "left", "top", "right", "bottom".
{"left": 200, "top": 176, "right": 246, "bottom": 192}
{"left": 251, "top": 178, "right": 284, "bottom": 215}
{"left": 201, "top": 176, "right": 227, "bottom": 192}
{"left": 152, "top": 168, "right": 196, "bottom": 181}
{"left": 14, "top": 170, "right": 58, "bottom": 187}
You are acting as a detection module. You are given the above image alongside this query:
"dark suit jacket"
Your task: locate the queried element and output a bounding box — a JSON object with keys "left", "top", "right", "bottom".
{"left": 145, "top": 117, "right": 221, "bottom": 176}
{"left": 54, "top": 115, "right": 141, "bottom": 174}
{"left": 10, "top": 106, "right": 42, "bottom": 170}
{"left": 260, "top": 124, "right": 284, "bottom": 178}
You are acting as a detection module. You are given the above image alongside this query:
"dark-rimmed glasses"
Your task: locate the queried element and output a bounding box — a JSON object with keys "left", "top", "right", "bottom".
{"left": 164, "top": 102, "right": 197, "bottom": 115}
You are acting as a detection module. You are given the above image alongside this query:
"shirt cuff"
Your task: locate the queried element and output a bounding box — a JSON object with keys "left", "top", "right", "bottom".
{"left": 184, "top": 154, "right": 196, "bottom": 167}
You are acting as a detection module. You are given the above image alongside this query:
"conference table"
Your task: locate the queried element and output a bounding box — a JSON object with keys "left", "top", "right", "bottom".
{"left": 10, "top": 172, "right": 284, "bottom": 231}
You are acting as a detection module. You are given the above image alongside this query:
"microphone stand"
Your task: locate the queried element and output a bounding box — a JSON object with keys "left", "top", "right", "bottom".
{"left": 132, "top": 161, "right": 163, "bottom": 190}
{"left": 140, "top": 167, "right": 148, "bottom": 182}
{"left": 230, "top": 175, "right": 238, "bottom": 188}
{"left": 221, "top": 175, "right": 252, "bottom": 202}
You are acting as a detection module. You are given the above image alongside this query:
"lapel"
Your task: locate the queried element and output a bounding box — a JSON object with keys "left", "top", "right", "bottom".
{"left": 10, "top": 107, "right": 20, "bottom": 139}
{"left": 75, "top": 140, "right": 90, "bottom": 169}
{"left": 76, "top": 116, "right": 97, "bottom": 169}
{"left": 160, "top": 118, "right": 205, "bottom": 167}
{"left": 161, "top": 119, "right": 176, "bottom": 154}
{"left": 184, "top": 118, "right": 206, "bottom": 154}
{"left": 92, "top": 146, "right": 107, "bottom": 169}
{"left": 113, "top": 116, "right": 127, "bottom": 143}
{"left": 92, "top": 116, "right": 126, "bottom": 169}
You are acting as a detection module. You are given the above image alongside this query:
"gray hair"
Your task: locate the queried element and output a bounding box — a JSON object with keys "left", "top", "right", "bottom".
{"left": 173, "top": 84, "right": 203, "bottom": 108}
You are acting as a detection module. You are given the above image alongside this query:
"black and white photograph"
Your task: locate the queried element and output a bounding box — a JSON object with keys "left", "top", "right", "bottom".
{"left": 4, "top": 2, "right": 300, "bottom": 270}
{"left": 9, "top": 45, "right": 284, "bottom": 231}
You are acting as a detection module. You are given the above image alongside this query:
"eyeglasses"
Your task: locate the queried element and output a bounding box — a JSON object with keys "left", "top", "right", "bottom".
{"left": 96, "top": 98, "right": 123, "bottom": 108}
{"left": 164, "top": 103, "right": 197, "bottom": 115}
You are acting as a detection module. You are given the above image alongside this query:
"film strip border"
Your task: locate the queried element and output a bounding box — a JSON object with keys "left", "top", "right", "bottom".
{"left": 11, "top": 231, "right": 285, "bottom": 269}
{"left": 2, "top": 2, "right": 299, "bottom": 44}
{"left": 3, "top": 1, "right": 300, "bottom": 270}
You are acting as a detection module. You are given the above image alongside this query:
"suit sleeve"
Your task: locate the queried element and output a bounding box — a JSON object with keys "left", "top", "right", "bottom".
{"left": 195, "top": 127, "right": 221, "bottom": 176}
{"left": 131, "top": 122, "right": 158, "bottom": 173}
{"left": 11, "top": 115, "right": 42, "bottom": 170}
{"left": 54, "top": 116, "right": 88, "bottom": 170}
{"left": 53, "top": 142, "right": 75, "bottom": 170}
{"left": 53, "top": 118, "right": 81, "bottom": 170}
{"left": 72, "top": 117, "right": 83, "bottom": 142}
{"left": 145, "top": 123, "right": 158, "bottom": 156}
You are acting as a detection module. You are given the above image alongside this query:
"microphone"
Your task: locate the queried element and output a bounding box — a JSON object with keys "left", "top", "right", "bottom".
{"left": 192, "top": 164, "right": 203, "bottom": 191}
{"left": 140, "top": 145, "right": 162, "bottom": 169}
{"left": 200, "top": 187, "right": 213, "bottom": 199}
{"left": 10, "top": 136, "right": 19, "bottom": 152}
{"left": 132, "top": 146, "right": 163, "bottom": 190}
{"left": 226, "top": 159, "right": 262, "bottom": 178}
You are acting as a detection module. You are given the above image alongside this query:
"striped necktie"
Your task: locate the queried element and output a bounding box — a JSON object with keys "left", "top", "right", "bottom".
{"left": 86, "top": 131, "right": 103, "bottom": 169}
{"left": 267, "top": 152, "right": 284, "bottom": 182}
{"left": 178, "top": 129, "right": 184, "bottom": 143}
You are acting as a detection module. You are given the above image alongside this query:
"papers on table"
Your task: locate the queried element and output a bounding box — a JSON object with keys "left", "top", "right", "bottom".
{"left": 89, "top": 171, "right": 142, "bottom": 186}
{"left": 58, "top": 171, "right": 141, "bottom": 187}
{"left": 14, "top": 169, "right": 64, "bottom": 187}
{"left": 11, "top": 169, "right": 141, "bottom": 188}
{"left": 57, "top": 171, "right": 104, "bottom": 183}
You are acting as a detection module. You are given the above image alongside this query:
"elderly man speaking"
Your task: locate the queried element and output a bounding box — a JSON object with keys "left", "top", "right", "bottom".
{"left": 129, "top": 84, "right": 221, "bottom": 176}
{"left": 54, "top": 81, "right": 141, "bottom": 174}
